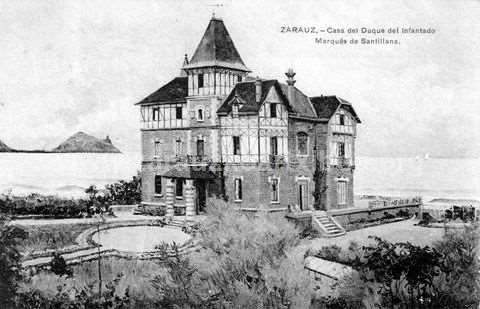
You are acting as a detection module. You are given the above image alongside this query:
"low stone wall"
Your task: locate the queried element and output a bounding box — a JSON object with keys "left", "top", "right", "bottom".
{"left": 21, "top": 219, "right": 196, "bottom": 269}
{"left": 329, "top": 204, "right": 420, "bottom": 230}
{"left": 285, "top": 212, "right": 312, "bottom": 230}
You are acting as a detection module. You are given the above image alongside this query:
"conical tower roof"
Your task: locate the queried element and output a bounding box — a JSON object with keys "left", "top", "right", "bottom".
{"left": 183, "top": 17, "right": 250, "bottom": 72}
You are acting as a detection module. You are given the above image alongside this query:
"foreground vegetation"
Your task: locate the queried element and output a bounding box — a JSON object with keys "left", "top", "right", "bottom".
{"left": 312, "top": 225, "right": 480, "bottom": 308}
{"left": 0, "top": 174, "right": 141, "bottom": 218}
{"left": 0, "top": 199, "right": 478, "bottom": 308}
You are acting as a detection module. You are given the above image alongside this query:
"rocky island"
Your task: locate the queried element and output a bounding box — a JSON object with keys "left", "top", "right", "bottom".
{"left": 0, "top": 139, "right": 12, "bottom": 152}
{"left": 0, "top": 132, "right": 121, "bottom": 153}
{"left": 52, "top": 132, "right": 121, "bottom": 153}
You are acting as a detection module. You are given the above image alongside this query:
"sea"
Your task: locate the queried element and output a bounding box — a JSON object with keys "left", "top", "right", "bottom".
{"left": 1, "top": 153, "right": 479, "bottom": 202}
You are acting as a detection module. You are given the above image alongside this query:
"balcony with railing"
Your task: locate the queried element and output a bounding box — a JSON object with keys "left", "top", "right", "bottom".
{"left": 175, "top": 154, "right": 213, "bottom": 165}
{"left": 330, "top": 156, "right": 353, "bottom": 167}
{"left": 331, "top": 124, "right": 354, "bottom": 135}
{"left": 269, "top": 154, "right": 286, "bottom": 168}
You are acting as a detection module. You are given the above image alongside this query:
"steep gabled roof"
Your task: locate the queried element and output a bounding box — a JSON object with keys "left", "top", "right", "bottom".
{"left": 310, "top": 96, "right": 361, "bottom": 123}
{"left": 217, "top": 80, "right": 290, "bottom": 115}
{"left": 136, "top": 77, "right": 188, "bottom": 105}
{"left": 217, "top": 79, "right": 317, "bottom": 118}
{"left": 278, "top": 83, "right": 317, "bottom": 118}
{"left": 182, "top": 17, "right": 250, "bottom": 72}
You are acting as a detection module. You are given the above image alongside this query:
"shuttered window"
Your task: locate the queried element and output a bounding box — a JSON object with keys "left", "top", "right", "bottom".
{"left": 337, "top": 181, "right": 347, "bottom": 205}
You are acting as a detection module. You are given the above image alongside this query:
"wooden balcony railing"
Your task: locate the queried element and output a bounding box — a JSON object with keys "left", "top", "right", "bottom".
{"left": 330, "top": 157, "right": 353, "bottom": 167}
{"left": 175, "top": 155, "right": 213, "bottom": 164}
{"left": 331, "top": 124, "right": 354, "bottom": 135}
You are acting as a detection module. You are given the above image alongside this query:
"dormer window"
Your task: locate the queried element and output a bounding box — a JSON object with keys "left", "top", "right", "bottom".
{"left": 198, "top": 74, "right": 204, "bottom": 88}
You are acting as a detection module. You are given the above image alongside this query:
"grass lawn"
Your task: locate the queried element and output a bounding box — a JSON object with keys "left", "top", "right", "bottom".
{"left": 17, "top": 223, "right": 98, "bottom": 253}
{"left": 308, "top": 219, "right": 445, "bottom": 251}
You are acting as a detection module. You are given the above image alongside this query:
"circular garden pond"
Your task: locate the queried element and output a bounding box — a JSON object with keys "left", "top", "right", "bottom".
{"left": 91, "top": 225, "right": 191, "bottom": 253}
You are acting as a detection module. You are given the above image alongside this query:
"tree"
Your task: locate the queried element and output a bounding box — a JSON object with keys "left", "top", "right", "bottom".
{"left": 0, "top": 215, "right": 27, "bottom": 308}
{"left": 50, "top": 252, "right": 72, "bottom": 277}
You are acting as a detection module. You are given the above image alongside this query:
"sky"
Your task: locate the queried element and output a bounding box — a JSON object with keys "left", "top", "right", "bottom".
{"left": 0, "top": 0, "right": 479, "bottom": 157}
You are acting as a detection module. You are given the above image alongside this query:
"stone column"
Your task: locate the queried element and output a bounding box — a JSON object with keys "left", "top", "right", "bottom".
{"left": 165, "top": 180, "right": 175, "bottom": 220}
{"left": 185, "top": 179, "right": 195, "bottom": 221}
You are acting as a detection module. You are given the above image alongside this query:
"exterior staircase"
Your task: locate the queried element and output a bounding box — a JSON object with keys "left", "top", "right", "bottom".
{"left": 312, "top": 211, "right": 346, "bottom": 238}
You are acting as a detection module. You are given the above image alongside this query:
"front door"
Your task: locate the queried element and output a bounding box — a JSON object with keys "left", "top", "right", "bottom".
{"left": 195, "top": 180, "right": 207, "bottom": 214}
{"left": 298, "top": 182, "right": 309, "bottom": 211}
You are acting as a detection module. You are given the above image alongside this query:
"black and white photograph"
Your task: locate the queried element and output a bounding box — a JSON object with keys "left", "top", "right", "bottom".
{"left": 0, "top": 0, "right": 479, "bottom": 308}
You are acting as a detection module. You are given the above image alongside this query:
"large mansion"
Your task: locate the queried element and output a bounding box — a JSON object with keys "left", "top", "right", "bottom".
{"left": 136, "top": 17, "right": 360, "bottom": 216}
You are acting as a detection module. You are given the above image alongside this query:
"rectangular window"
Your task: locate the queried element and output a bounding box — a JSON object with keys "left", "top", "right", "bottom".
{"left": 271, "top": 178, "right": 279, "bottom": 202}
{"left": 337, "top": 181, "right": 347, "bottom": 205}
{"left": 198, "top": 74, "right": 204, "bottom": 88}
{"left": 270, "top": 136, "right": 278, "bottom": 156}
{"left": 176, "top": 106, "right": 182, "bottom": 119}
{"left": 233, "top": 136, "right": 241, "bottom": 155}
{"left": 339, "top": 114, "right": 345, "bottom": 125}
{"left": 270, "top": 103, "right": 277, "bottom": 118}
{"left": 175, "top": 139, "right": 182, "bottom": 157}
{"left": 154, "top": 141, "right": 161, "bottom": 157}
{"left": 337, "top": 142, "right": 345, "bottom": 157}
{"left": 154, "top": 176, "right": 162, "bottom": 195}
{"left": 234, "top": 178, "right": 242, "bottom": 201}
{"left": 196, "top": 139, "right": 204, "bottom": 157}
{"left": 238, "top": 75, "right": 242, "bottom": 82}
{"left": 176, "top": 179, "right": 183, "bottom": 198}
{"left": 152, "top": 107, "right": 159, "bottom": 121}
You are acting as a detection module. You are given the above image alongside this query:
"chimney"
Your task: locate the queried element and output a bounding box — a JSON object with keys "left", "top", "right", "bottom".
{"left": 255, "top": 76, "right": 262, "bottom": 103}
{"left": 285, "top": 68, "right": 296, "bottom": 104}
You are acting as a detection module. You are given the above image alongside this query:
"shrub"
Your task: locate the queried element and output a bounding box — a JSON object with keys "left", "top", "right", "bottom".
{"left": 50, "top": 252, "right": 72, "bottom": 277}
{"left": 152, "top": 198, "right": 314, "bottom": 308}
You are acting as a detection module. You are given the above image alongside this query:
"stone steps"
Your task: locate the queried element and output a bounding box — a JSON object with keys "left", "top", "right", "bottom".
{"left": 312, "top": 214, "right": 346, "bottom": 238}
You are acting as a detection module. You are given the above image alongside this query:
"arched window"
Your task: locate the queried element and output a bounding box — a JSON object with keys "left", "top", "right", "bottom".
{"left": 197, "top": 108, "right": 204, "bottom": 121}
{"left": 297, "top": 132, "right": 308, "bottom": 155}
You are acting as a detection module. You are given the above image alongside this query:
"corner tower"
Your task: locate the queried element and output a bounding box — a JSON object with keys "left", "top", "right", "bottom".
{"left": 182, "top": 16, "right": 250, "bottom": 97}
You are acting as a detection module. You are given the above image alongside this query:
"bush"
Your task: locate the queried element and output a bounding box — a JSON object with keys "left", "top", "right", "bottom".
{"left": 0, "top": 194, "right": 88, "bottom": 218}
{"left": 151, "top": 199, "right": 314, "bottom": 308}
{"left": 327, "top": 225, "right": 480, "bottom": 308}
{"left": 50, "top": 252, "right": 72, "bottom": 277}
{"left": 104, "top": 173, "right": 141, "bottom": 206}
{"left": 15, "top": 274, "right": 132, "bottom": 309}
